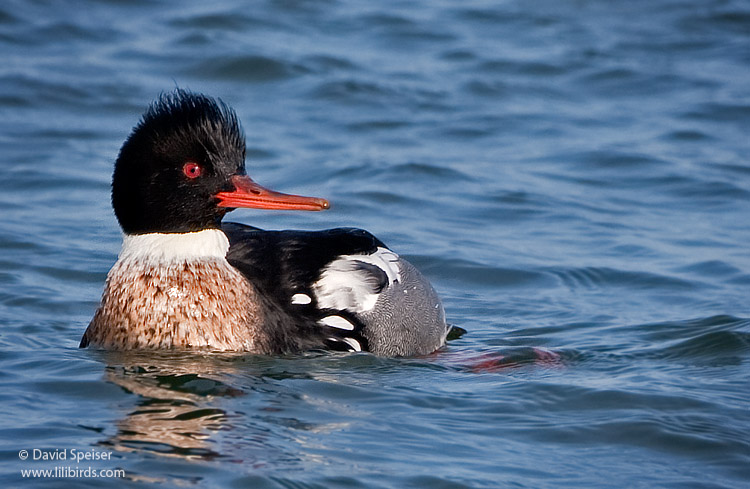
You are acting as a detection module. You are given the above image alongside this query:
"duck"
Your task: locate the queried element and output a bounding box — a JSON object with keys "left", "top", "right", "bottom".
{"left": 80, "top": 89, "right": 450, "bottom": 356}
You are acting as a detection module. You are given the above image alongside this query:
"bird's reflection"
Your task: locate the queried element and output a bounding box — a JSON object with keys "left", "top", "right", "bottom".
{"left": 90, "top": 346, "right": 541, "bottom": 480}
{"left": 97, "top": 351, "right": 251, "bottom": 461}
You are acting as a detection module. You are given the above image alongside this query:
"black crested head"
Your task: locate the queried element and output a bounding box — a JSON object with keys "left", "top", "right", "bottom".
{"left": 112, "top": 89, "right": 247, "bottom": 234}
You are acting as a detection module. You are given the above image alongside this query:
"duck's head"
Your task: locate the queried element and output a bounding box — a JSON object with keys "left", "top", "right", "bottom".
{"left": 112, "top": 90, "right": 329, "bottom": 235}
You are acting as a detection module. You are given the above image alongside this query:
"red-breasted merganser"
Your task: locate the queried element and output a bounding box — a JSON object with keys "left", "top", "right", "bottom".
{"left": 80, "top": 90, "right": 450, "bottom": 356}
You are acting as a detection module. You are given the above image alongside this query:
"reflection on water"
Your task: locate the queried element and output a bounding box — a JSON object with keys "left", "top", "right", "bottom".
{"left": 100, "top": 352, "right": 245, "bottom": 461}
{"left": 93, "top": 350, "right": 368, "bottom": 474}
{"left": 98, "top": 345, "right": 565, "bottom": 468}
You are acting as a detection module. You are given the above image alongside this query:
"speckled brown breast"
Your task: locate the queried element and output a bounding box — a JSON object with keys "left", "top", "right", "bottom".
{"left": 82, "top": 258, "right": 270, "bottom": 351}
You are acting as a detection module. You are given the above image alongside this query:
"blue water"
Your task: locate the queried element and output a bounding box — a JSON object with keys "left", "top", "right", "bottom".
{"left": 1, "top": 0, "right": 749, "bottom": 487}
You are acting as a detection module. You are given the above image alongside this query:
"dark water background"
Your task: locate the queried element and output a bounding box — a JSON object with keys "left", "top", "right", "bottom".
{"left": 1, "top": 0, "right": 749, "bottom": 487}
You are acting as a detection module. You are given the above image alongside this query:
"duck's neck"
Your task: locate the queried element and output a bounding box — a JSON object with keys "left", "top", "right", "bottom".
{"left": 118, "top": 229, "right": 230, "bottom": 265}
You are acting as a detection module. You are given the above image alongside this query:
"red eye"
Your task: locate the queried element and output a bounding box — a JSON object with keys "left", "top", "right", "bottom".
{"left": 183, "top": 162, "right": 203, "bottom": 179}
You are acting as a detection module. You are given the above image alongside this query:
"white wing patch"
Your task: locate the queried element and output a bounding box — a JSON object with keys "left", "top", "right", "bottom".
{"left": 319, "top": 315, "right": 355, "bottom": 331}
{"left": 341, "top": 337, "right": 362, "bottom": 352}
{"left": 326, "top": 336, "right": 363, "bottom": 352}
{"left": 313, "top": 247, "right": 400, "bottom": 314}
{"left": 291, "top": 293, "right": 312, "bottom": 305}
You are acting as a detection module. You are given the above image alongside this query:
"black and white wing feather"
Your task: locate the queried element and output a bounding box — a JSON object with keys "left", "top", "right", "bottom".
{"left": 223, "top": 222, "right": 448, "bottom": 356}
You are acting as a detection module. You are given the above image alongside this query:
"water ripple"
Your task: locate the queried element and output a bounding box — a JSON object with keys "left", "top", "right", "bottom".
{"left": 186, "top": 55, "right": 310, "bottom": 82}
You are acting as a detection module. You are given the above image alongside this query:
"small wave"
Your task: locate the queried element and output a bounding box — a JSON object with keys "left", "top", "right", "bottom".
{"left": 634, "top": 316, "right": 750, "bottom": 364}
{"left": 660, "top": 129, "right": 714, "bottom": 142}
{"left": 346, "top": 119, "right": 411, "bottom": 132}
{"left": 546, "top": 266, "right": 700, "bottom": 291}
{"left": 358, "top": 12, "right": 457, "bottom": 44}
{"left": 311, "top": 78, "right": 449, "bottom": 110}
{"left": 168, "top": 11, "right": 285, "bottom": 32}
{"left": 679, "top": 8, "right": 750, "bottom": 36}
{"left": 185, "top": 55, "right": 309, "bottom": 82}
{"left": 665, "top": 178, "right": 750, "bottom": 204}
{"left": 477, "top": 58, "right": 570, "bottom": 76}
{"left": 384, "top": 162, "right": 474, "bottom": 181}
{"left": 640, "top": 316, "right": 750, "bottom": 360}
{"left": 673, "top": 260, "right": 743, "bottom": 279}
{"left": 570, "top": 149, "right": 669, "bottom": 170}
{"left": 0, "top": 74, "right": 91, "bottom": 108}
{"left": 661, "top": 330, "right": 750, "bottom": 361}
{"left": 302, "top": 54, "right": 359, "bottom": 74}
{"left": 586, "top": 65, "right": 704, "bottom": 99}
{"left": 312, "top": 79, "right": 396, "bottom": 105}
{"left": 681, "top": 102, "right": 750, "bottom": 123}
{"left": 423, "top": 258, "right": 551, "bottom": 288}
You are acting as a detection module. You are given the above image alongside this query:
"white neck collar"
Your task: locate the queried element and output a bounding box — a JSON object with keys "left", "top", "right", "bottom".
{"left": 118, "top": 229, "right": 230, "bottom": 264}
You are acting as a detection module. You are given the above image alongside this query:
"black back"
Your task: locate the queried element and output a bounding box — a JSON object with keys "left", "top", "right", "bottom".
{"left": 223, "top": 222, "right": 386, "bottom": 353}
